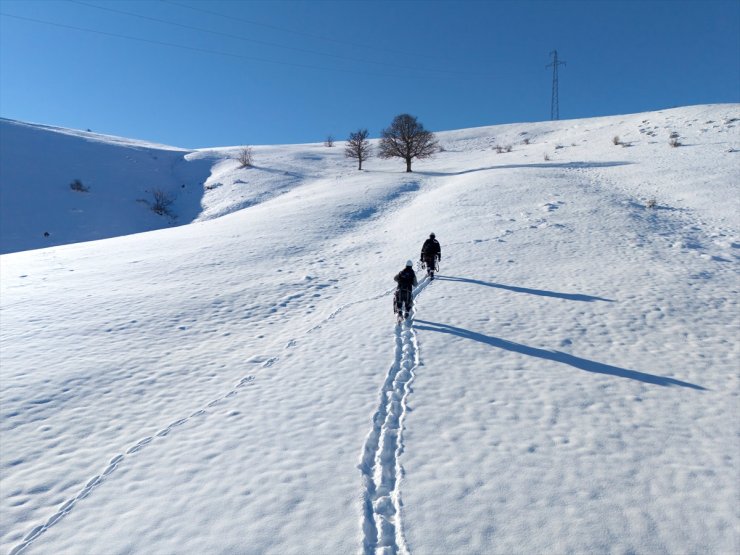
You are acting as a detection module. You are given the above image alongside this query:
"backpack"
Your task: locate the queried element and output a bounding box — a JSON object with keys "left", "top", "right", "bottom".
{"left": 396, "top": 268, "right": 415, "bottom": 290}
{"left": 422, "top": 238, "right": 439, "bottom": 257}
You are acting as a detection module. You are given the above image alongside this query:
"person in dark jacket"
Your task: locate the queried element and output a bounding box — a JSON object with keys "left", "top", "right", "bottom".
{"left": 394, "top": 260, "right": 418, "bottom": 320}
{"left": 420, "top": 233, "right": 441, "bottom": 279}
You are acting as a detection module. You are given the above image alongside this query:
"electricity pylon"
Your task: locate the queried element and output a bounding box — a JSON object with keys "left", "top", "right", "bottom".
{"left": 547, "top": 50, "right": 566, "bottom": 120}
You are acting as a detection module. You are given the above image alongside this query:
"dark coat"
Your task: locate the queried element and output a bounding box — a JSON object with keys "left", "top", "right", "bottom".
{"left": 394, "top": 267, "right": 418, "bottom": 291}
{"left": 421, "top": 238, "right": 441, "bottom": 260}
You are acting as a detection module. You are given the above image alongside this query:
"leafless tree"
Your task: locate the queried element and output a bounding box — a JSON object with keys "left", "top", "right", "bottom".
{"left": 151, "top": 189, "right": 174, "bottom": 216}
{"left": 236, "top": 147, "right": 253, "bottom": 168}
{"left": 378, "top": 114, "right": 438, "bottom": 172}
{"left": 344, "top": 129, "right": 372, "bottom": 170}
{"left": 325, "top": 135, "right": 334, "bottom": 147}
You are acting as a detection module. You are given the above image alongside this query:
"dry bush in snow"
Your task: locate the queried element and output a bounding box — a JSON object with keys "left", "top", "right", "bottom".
{"left": 70, "top": 179, "right": 89, "bottom": 192}
{"left": 151, "top": 189, "right": 174, "bottom": 216}
{"left": 236, "top": 147, "right": 253, "bottom": 168}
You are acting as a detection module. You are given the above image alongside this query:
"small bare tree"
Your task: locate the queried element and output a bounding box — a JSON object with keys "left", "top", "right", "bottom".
{"left": 236, "top": 147, "right": 253, "bottom": 168}
{"left": 151, "top": 189, "right": 174, "bottom": 216}
{"left": 325, "top": 135, "right": 334, "bottom": 147}
{"left": 378, "top": 114, "right": 438, "bottom": 172}
{"left": 345, "top": 128, "right": 372, "bottom": 170}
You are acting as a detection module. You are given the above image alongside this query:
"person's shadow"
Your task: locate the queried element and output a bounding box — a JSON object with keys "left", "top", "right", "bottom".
{"left": 436, "top": 276, "right": 615, "bottom": 302}
{"left": 414, "top": 320, "right": 705, "bottom": 390}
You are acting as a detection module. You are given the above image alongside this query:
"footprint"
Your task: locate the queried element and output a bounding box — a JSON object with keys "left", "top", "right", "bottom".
{"left": 126, "top": 437, "right": 153, "bottom": 454}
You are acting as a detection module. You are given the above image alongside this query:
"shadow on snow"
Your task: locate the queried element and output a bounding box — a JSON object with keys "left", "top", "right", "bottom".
{"left": 416, "top": 161, "right": 633, "bottom": 177}
{"left": 414, "top": 320, "right": 705, "bottom": 390}
{"left": 436, "top": 276, "right": 615, "bottom": 303}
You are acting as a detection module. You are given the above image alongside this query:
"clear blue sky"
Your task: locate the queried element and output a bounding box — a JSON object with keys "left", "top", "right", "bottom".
{"left": 1, "top": 0, "right": 738, "bottom": 148}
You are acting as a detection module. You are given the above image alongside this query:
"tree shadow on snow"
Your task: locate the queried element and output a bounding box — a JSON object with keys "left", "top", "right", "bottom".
{"left": 416, "top": 161, "right": 633, "bottom": 177}
{"left": 414, "top": 320, "right": 705, "bottom": 390}
{"left": 437, "top": 276, "right": 615, "bottom": 302}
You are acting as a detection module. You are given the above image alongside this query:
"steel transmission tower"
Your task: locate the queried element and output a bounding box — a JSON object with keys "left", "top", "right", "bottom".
{"left": 547, "top": 50, "right": 566, "bottom": 120}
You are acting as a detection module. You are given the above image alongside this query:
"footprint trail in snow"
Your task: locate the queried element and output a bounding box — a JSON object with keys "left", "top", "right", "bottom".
{"left": 8, "top": 372, "right": 258, "bottom": 555}
{"left": 359, "top": 277, "right": 431, "bottom": 555}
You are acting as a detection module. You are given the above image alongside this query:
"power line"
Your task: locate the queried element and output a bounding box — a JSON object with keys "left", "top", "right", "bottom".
{"left": 68, "top": 0, "right": 485, "bottom": 77}
{"left": 160, "top": 0, "right": 434, "bottom": 62}
{"left": 0, "top": 11, "right": 443, "bottom": 80}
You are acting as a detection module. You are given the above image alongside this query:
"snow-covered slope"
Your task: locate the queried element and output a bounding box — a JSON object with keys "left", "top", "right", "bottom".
{"left": 1, "top": 105, "right": 738, "bottom": 555}
{"left": 0, "top": 118, "right": 214, "bottom": 254}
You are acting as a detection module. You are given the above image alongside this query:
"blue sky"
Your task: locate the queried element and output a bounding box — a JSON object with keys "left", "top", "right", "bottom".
{"left": 1, "top": 0, "right": 738, "bottom": 148}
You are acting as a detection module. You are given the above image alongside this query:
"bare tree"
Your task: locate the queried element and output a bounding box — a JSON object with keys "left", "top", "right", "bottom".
{"left": 344, "top": 128, "right": 372, "bottom": 170}
{"left": 325, "top": 135, "right": 334, "bottom": 147}
{"left": 151, "top": 189, "right": 174, "bottom": 216}
{"left": 236, "top": 147, "right": 253, "bottom": 168}
{"left": 378, "top": 114, "right": 438, "bottom": 172}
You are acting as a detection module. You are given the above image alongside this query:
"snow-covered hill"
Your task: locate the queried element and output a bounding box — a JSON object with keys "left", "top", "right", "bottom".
{"left": 1, "top": 105, "right": 738, "bottom": 554}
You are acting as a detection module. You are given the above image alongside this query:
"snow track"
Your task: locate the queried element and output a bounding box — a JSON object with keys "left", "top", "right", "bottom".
{"left": 359, "top": 277, "right": 430, "bottom": 555}
{"left": 7, "top": 372, "right": 258, "bottom": 555}
{"left": 8, "top": 287, "right": 396, "bottom": 555}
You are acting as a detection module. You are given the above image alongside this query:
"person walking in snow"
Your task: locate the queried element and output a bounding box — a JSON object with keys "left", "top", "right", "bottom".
{"left": 394, "top": 260, "right": 418, "bottom": 320}
{"left": 420, "top": 233, "right": 441, "bottom": 279}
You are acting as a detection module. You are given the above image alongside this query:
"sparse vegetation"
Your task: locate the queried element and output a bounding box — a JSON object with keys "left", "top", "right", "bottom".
{"left": 523, "top": 137, "right": 530, "bottom": 145}
{"left": 325, "top": 135, "right": 334, "bottom": 147}
{"left": 613, "top": 136, "right": 621, "bottom": 146}
{"left": 151, "top": 189, "right": 174, "bottom": 216}
{"left": 646, "top": 199, "right": 657, "bottom": 209}
{"left": 544, "top": 153, "right": 550, "bottom": 161}
{"left": 236, "top": 147, "right": 253, "bottom": 168}
{"left": 69, "top": 179, "right": 89, "bottom": 192}
{"left": 669, "top": 138, "right": 682, "bottom": 148}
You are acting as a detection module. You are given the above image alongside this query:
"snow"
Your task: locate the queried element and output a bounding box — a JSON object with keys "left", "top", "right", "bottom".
{"left": 1, "top": 104, "right": 738, "bottom": 554}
